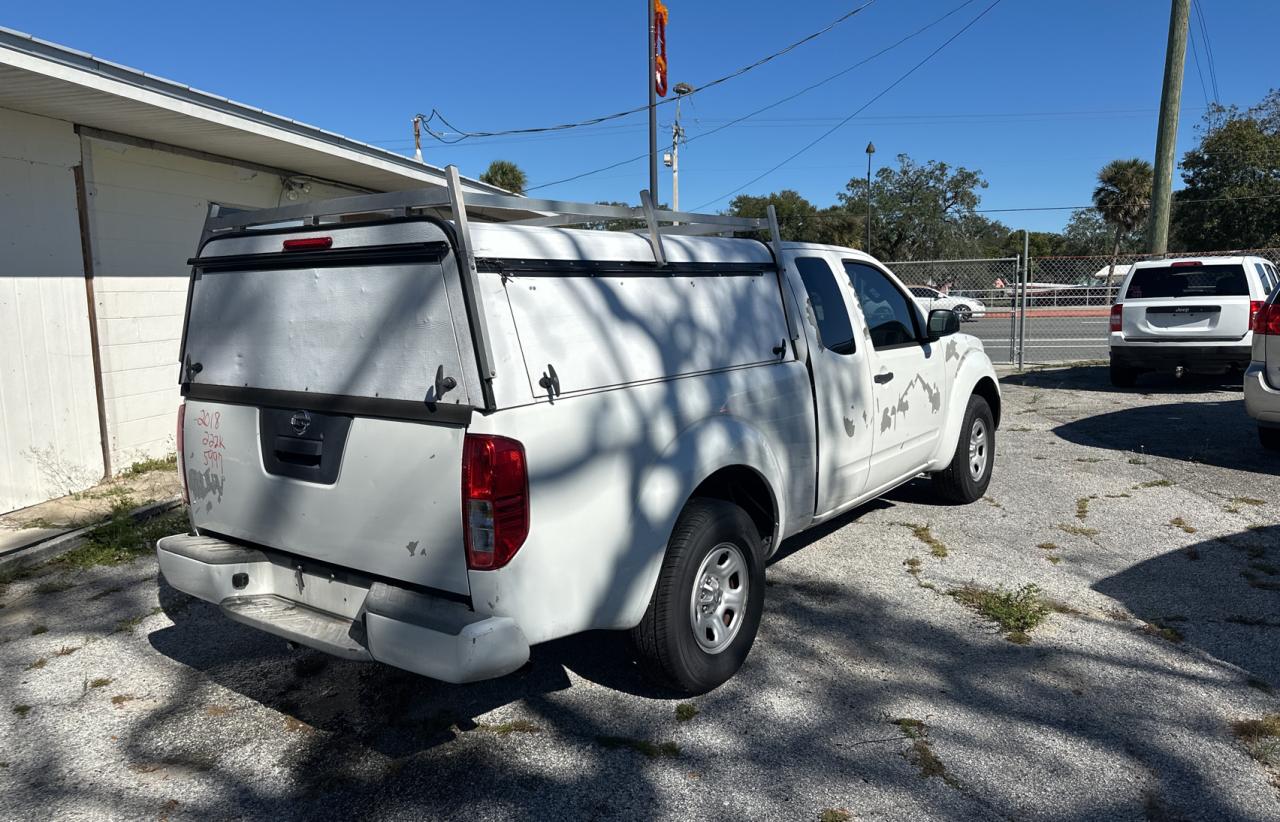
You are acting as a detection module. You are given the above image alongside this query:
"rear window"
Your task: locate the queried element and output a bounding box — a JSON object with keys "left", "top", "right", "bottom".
{"left": 1124, "top": 264, "right": 1249, "bottom": 299}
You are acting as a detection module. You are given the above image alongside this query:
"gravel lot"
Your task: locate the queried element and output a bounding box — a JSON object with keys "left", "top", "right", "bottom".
{"left": 2, "top": 365, "right": 1278, "bottom": 821}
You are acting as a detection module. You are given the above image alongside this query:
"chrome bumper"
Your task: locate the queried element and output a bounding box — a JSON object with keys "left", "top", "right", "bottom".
{"left": 156, "top": 534, "right": 529, "bottom": 683}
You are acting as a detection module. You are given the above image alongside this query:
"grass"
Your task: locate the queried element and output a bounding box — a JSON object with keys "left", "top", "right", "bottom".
{"left": 30, "top": 625, "right": 47, "bottom": 636}
{"left": 121, "top": 454, "right": 177, "bottom": 477}
{"left": 34, "top": 579, "right": 74, "bottom": 595}
{"left": 900, "top": 523, "right": 948, "bottom": 558}
{"left": 1057, "top": 523, "right": 1099, "bottom": 538}
{"left": 819, "top": 810, "right": 852, "bottom": 822}
{"left": 51, "top": 502, "right": 187, "bottom": 570}
{"left": 1230, "top": 496, "right": 1266, "bottom": 507}
{"left": 1169, "top": 517, "right": 1197, "bottom": 534}
{"left": 675, "top": 703, "right": 699, "bottom": 723}
{"left": 1037, "top": 542, "right": 1059, "bottom": 551}
{"left": 1128, "top": 456, "right": 1147, "bottom": 465}
{"left": 1104, "top": 492, "right": 1132, "bottom": 499}
{"left": 1075, "top": 457, "right": 1103, "bottom": 464}
{"left": 113, "top": 607, "right": 162, "bottom": 634}
{"left": 479, "top": 719, "right": 541, "bottom": 736}
{"left": 25, "top": 658, "right": 46, "bottom": 671}
{"left": 949, "top": 583, "right": 1052, "bottom": 644}
{"left": 892, "top": 718, "right": 958, "bottom": 786}
{"left": 1045, "top": 555, "right": 1062, "bottom": 564}
{"left": 89, "top": 677, "right": 112, "bottom": 689}
{"left": 110, "top": 694, "right": 135, "bottom": 708}
{"left": 1141, "top": 621, "right": 1184, "bottom": 643}
{"left": 12, "top": 705, "right": 31, "bottom": 717}
{"left": 596, "top": 735, "right": 680, "bottom": 758}
{"left": 903, "top": 557, "right": 937, "bottom": 591}
{"left": 53, "top": 645, "right": 79, "bottom": 657}
{"left": 1231, "top": 714, "right": 1280, "bottom": 766}
{"left": 1135, "top": 479, "right": 1174, "bottom": 489}
{"left": 1075, "top": 497, "right": 1092, "bottom": 520}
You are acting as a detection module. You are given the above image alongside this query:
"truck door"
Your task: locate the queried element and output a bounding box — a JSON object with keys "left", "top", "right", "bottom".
{"left": 791, "top": 255, "right": 874, "bottom": 516}
{"left": 842, "top": 260, "right": 946, "bottom": 490}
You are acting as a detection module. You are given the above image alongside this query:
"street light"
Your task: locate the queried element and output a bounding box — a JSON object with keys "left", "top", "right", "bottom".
{"left": 667, "top": 82, "right": 693, "bottom": 212}
{"left": 865, "top": 141, "right": 875, "bottom": 254}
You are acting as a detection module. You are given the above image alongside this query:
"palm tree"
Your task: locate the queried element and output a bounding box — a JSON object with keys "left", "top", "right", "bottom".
{"left": 1092, "top": 158, "right": 1153, "bottom": 287}
{"left": 479, "top": 160, "right": 528, "bottom": 195}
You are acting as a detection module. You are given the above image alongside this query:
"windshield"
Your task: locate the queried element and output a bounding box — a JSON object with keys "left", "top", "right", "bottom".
{"left": 1124, "top": 264, "right": 1249, "bottom": 299}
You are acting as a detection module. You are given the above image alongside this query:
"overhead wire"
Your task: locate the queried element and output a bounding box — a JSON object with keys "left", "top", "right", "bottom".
{"left": 692, "top": 0, "right": 1006, "bottom": 211}
{"left": 1191, "top": 0, "right": 1221, "bottom": 105}
{"left": 415, "top": 0, "right": 878, "bottom": 145}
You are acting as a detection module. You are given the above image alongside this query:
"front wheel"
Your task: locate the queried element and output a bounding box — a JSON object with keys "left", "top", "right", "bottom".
{"left": 931, "top": 394, "right": 995, "bottom": 504}
{"left": 953, "top": 304, "right": 972, "bottom": 322}
{"left": 629, "top": 499, "right": 765, "bottom": 693}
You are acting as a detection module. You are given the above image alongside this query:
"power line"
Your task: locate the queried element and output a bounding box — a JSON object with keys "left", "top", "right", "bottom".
{"left": 1187, "top": 27, "right": 1211, "bottom": 111}
{"left": 525, "top": 0, "right": 979, "bottom": 193}
{"left": 789, "top": 191, "right": 1280, "bottom": 218}
{"left": 416, "top": 0, "right": 878, "bottom": 145}
{"left": 1191, "top": 0, "right": 1221, "bottom": 104}
{"left": 693, "top": 0, "right": 1006, "bottom": 211}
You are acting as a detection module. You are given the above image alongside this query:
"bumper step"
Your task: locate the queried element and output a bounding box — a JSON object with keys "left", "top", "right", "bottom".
{"left": 221, "top": 594, "right": 371, "bottom": 660}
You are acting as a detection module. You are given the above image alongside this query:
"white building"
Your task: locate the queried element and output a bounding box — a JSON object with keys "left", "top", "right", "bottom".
{"left": 0, "top": 28, "right": 504, "bottom": 513}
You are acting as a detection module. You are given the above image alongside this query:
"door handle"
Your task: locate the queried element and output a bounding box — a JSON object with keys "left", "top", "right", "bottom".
{"left": 874, "top": 371, "right": 894, "bottom": 384}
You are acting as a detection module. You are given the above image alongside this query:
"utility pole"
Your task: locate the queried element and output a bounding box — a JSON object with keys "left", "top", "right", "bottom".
{"left": 647, "top": 0, "right": 659, "bottom": 201}
{"left": 1148, "top": 0, "right": 1190, "bottom": 254}
{"left": 865, "top": 141, "right": 875, "bottom": 253}
{"left": 667, "top": 82, "right": 692, "bottom": 211}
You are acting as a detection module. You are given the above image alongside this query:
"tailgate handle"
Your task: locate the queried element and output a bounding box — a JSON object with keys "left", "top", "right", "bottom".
{"left": 273, "top": 436, "right": 323, "bottom": 467}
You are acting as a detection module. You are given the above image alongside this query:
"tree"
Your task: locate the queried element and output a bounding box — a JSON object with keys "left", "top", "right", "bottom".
{"left": 1092, "top": 158, "right": 1153, "bottom": 285}
{"left": 1171, "top": 91, "right": 1280, "bottom": 250}
{"left": 479, "top": 160, "right": 528, "bottom": 195}
{"left": 728, "top": 190, "right": 838, "bottom": 244}
{"left": 1060, "top": 208, "right": 1141, "bottom": 257}
{"left": 838, "top": 154, "right": 993, "bottom": 261}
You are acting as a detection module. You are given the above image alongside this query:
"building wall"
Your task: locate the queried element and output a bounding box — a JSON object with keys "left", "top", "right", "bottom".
{"left": 0, "top": 107, "right": 104, "bottom": 513}
{"left": 82, "top": 135, "right": 357, "bottom": 469}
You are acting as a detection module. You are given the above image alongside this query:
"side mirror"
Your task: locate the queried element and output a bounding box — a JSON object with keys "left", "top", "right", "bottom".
{"left": 927, "top": 308, "right": 960, "bottom": 341}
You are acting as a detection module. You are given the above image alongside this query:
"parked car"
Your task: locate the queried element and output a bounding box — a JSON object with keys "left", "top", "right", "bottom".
{"left": 1108, "top": 256, "right": 1278, "bottom": 387}
{"left": 1245, "top": 280, "right": 1280, "bottom": 450}
{"left": 908, "top": 285, "right": 986, "bottom": 321}
{"left": 158, "top": 179, "right": 1000, "bottom": 694}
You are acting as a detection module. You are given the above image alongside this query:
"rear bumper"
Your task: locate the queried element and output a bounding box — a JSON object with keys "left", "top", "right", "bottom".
{"left": 156, "top": 534, "right": 529, "bottom": 684}
{"left": 1245, "top": 363, "right": 1280, "bottom": 426}
{"left": 1109, "top": 340, "right": 1252, "bottom": 372}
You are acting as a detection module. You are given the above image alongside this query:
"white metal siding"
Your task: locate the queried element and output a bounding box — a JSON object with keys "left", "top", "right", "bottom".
{"left": 0, "top": 107, "right": 103, "bottom": 513}
{"left": 82, "top": 136, "right": 355, "bottom": 467}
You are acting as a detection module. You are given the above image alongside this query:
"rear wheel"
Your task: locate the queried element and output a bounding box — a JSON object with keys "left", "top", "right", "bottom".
{"left": 1110, "top": 360, "right": 1140, "bottom": 387}
{"left": 629, "top": 499, "right": 764, "bottom": 694}
{"left": 931, "top": 394, "right": 995, "bottom": 504}
{"left": 1261, "top": 426, "right": 1280, "bottom": 452}
{"left": 953, "top": 304, "right": 972, "bottom": 322}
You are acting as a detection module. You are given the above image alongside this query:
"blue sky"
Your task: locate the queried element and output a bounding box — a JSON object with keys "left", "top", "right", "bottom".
{"left": 8, "top": 0, "right": 1277, "bottom": 231}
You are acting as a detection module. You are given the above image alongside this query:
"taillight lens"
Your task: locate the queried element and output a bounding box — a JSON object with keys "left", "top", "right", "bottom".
{"left": 1110, "top": 303, "right": 1124, "bottom": 333}
{"left": 282, "top": 236, "right": 332, "bottom": 251}
{"left": 1255, "top": 302, "right": 1280, "bottom": 336}
{"left": 1249, "top": 300, "right": 1265, "bottom": 332}
{"left": 176, "top": 403, "right": 189, "bottom": 504}
{"left": 462, "top": 435, "right": 529, "bottom": 570}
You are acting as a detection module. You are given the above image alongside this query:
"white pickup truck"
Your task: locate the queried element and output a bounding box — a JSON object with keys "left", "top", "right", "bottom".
{"left": 158, "top": 172, "right": 1000, "bottom": 693}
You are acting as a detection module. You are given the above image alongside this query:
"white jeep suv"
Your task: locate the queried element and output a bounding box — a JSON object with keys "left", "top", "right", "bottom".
{"left": 1109, "top": 256, "right": 1278, "bottom": 387}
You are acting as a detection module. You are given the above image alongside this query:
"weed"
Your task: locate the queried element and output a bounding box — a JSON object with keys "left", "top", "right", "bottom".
{"left": 820, "top": 810, "right": 852, "bottom": 822}
{"left": 25, "top": 658, "right": 46, "bottom": 671}
{"left": 1140, "top": 622, "right": 1184, "bottom": 643}
{"left": 87, "top": 586, "right": 123, "bottom": 601}
{"left": 891, "top": 718, "right": 958, "bottom": 786}
{"left": 1057, "top": 523, "right": 1099, "bottom": 538}
{"left": 982, "top": 496, "right": 1004, "bottom": 509}
{"left": 1103, "top": 606, "right": 1131, "bottom": 621}
{"left": 1076, "top": 457, "right": 1103, "bottom": 464}
{"left": 30, "top": 625, "right": 47, "bottom": 636}
{"left": 1128, "top": 456, "right": 1147, "bottom": 465}
{"left": 12, "top": 705, "right": 31, "bottom": 717}
{"left": 89, "top": 677, "right": 112, "bottom": 689}
{"left": 53, "top": 645, "right": 79, "bottom": 657}
{"left": 121, "top": 454, "right": 177, "bottom": 477}
{"left": 1046, "top": 555, "right": 1062, "bottom": 564}
{"left": 113, "top": 606, "right": 162, "bottom": 634}
{"left": 480, "top": 719, "right": 541, "bottom": 736}
{"left": 52, "top": 503, "right": 187, "bottom": 570}
{"left": 1169, "top": 517, "right": 1197, "bottom": 534}
{"left": 1231, "top": 714, "right": 1280, "bottom": 766}
{"left": 1075, "top": 498, "right": 1090, "bottom": 520}
{"left": 1104, "top": 492, "right": 1132, "bottom": 499}
{"left": 949, "top": 583, "right": 1051, "bottom": 642}
{"left": 900, "top": 523, "right": 948, "bottom": 558}
{"left": 1135, "top": 479, "right": 1174, "bottom": 489}
{"left": 1006, "top": 426, "right": 1033, "bottom": 432}
{"left": 34, "top": 579, "right": 74, "bottom": 595}
{"left": 111, "top": 694, "right": 135, "bottom": 707}
{"left": 904, "top": 557, "right": 923, "bottom": 575}
{"left": 675, "top": 703, "right": 699, "bottom": 723}
{"left": 596, "top": 735, "right": 680, "bottom": 758}
{"left": 1230, "top": 497, "right": 1266, "bottom": 507}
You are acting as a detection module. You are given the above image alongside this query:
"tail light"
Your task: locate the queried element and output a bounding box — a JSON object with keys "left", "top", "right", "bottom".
{"left": 462, "top": 435, "right": 529, "bottom": 570}
{"left": 1249, "top": 300, "right": 1265, "bottom": 332}
{"left": 176, "top": 403, "right": 189, "bottom": 504}
{"left": 282, "top": 236, "right": 332, "bottom": 251}
{"left": 1110, "top": 303, "right": 1124, "bottom": 333}
{"left": 1255, "top": 302, "right": 1280, "bottom": 336}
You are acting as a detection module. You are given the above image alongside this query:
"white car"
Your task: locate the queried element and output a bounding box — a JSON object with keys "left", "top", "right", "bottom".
{"left": 157, "top": 176, "right": 1000, "bottom": 693}
{"left": 1245, "top": 281, "right": 1280, "bottom": 450}
{"left": 1109, "top": 256, "right": 1278, "bottom": 386}
{"left": 908, "top": 285, "right": 986, "bottom": 321}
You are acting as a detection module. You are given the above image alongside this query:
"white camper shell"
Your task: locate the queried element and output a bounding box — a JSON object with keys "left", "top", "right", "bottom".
{"left": 158, "top": 170, "right": 1001, "bottom": 693}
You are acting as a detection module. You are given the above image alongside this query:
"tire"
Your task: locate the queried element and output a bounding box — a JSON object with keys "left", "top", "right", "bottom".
{"left": 953, "top": 304, "right": 972, "bottom": 322}
{"left": 931, "top": 394, "right": 995, "bottom": 504}
{"left": 1261, "top": 426, "right": 1280, "bottom": 452}
{"left": 629, "top": 498, "right": 765, "bottom": 694}
{"left": 1109, "top": 360, "right": 1140, "bottom": 387}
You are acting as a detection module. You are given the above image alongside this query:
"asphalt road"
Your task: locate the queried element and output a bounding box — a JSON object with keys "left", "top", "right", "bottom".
{"left": 2, "top": 366, "right": 1278, "bottom": 821}
{"left": 967, "top": 316, "right": 1110, "bottom": 364}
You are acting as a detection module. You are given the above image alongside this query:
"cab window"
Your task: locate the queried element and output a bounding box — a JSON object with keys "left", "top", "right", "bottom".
{"left": 794, "top": 257, "right": 856, "bottom": 355}
{"left": 843, "top": 262, "right": 920, "bottom": 349}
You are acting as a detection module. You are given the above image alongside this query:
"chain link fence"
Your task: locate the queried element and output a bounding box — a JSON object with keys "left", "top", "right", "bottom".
{"left": 887, "top": 248, "right": 1280, "bottom": 366}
